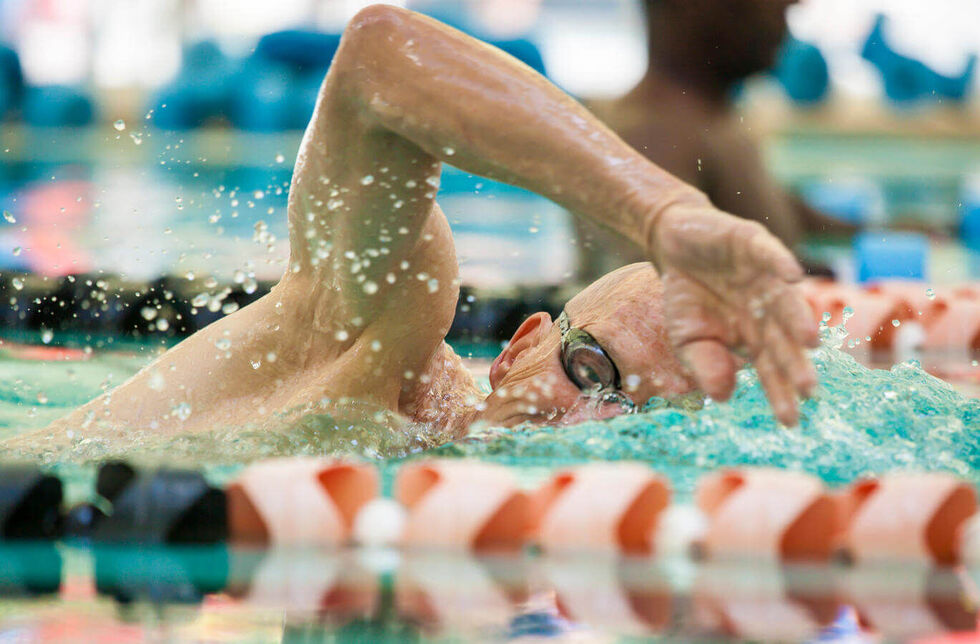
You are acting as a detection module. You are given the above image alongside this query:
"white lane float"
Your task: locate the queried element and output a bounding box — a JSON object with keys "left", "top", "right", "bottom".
{"left": 395, "top": 460, "right": 531, "bottom": 550}
{"left": 696, "top": 468, "right": 839, "bottom": 561}
{"left": 227, "top": 458, "right": 378, "bottom": 546}
{"left": 531, "top": 462, "right": 671, "bottom": 554}
{"left": 838, "top": 472, "right": 977, "bottom": 565}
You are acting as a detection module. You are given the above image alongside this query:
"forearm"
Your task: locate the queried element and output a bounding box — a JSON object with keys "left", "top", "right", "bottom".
{"left": 337, "top": 5, "right": 707, "bottom": 251}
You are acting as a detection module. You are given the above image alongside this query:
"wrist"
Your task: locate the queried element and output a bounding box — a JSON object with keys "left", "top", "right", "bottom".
{"left": 640, "top": 187, "right": 711, "bottom": 269}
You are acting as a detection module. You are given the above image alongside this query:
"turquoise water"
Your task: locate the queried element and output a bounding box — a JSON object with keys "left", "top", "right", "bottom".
{"left": 1, "top": 322, "right": 978, "bottom": 500}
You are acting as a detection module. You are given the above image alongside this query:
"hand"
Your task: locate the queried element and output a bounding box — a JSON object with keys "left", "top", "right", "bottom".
{"left": 648, "top": 200, "right": 819, "bottom": 426}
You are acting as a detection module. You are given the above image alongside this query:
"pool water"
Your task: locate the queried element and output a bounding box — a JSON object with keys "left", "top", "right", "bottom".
{"left": 2, "top": 321, "right": 978, "bottom": 498}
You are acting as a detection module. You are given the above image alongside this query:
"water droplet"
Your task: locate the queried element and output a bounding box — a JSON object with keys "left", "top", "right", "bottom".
{"left": 191, "top": 293, "right": 210, "bottom": 308}
{"left": 266, "top": 351, "right": 277, "bottom": 363}
{"left": 12, "top": 246, "right": 21, "bottom": 256}
{"left": 425, "top": 175, "right": 440, "bottom": 189}
{"left": 370, "top": 340, "right": 382, "bottom": 352}
{"left": 41, "top": 328, "right": 53, "bottom": 344}
{"left": 363, "top": 281, "right": 378, "bottom": 295}
{"left": 360, "top": 175, "right": 375, "bottom": 186}
{"left": 253, "top": 190, "right": 264, "bottom": 200}
{"left": 528, "top": 226, "right": 539, "bottom": 233}
{"left": 148, "top": 372, "right": 166, "bottom": 391}
{"left": 233, "top": 269, "right": 246, "bottom": 284}
{"left": 442, "top": 147, "right": 455, "bottom": 156}
{"left": 335, "top": 330, "right": 349, "bottom": 341}
{"left": 926, "top": 288, "right": 936, "bottom": 300}
{"left": 2, "top": 210, "right": 15, "bottom": 223}
{"left": 184, "top": 271, "right": 196, "bottom": 281}
{"left": 113, "top": 119, "right": 126, "bottom": 131}
{"left": 156, "top": 319, "right": 170, "bottom": 332}
{"left": 215, "top": 338, "right": 232, "bottom": 351}
{"left": 250, "top": 359, "right": 262, "bottom": 370}
{"left": 222, "top": 301, "right": 239, "bottom": 314}
{"left": 275, "top": 153, "right": 285, "bottom": 164}
{"left": 243, "top": 277, "right": 258, "bottom": 294}
{"left": 427, "top": 278, "right": 439, "bottom": 293}
{"left": 36, "top": 392, "right": 48, "bottom": 404}
{"left": 174, "top": 402, "right": 192, "bottom": 421}
{"left": 327, "top": 198, "right": 345, "bottom": 211}
{"left": 891, "top": 319, "right": 901, "bottom": 327}
{"left": 405, "top": 180, "right": 417, "bottom": 188}
{"left": 130, "top": 133, "right": 142, "bottom": 145}
{"left": 140, "top": 306, "right": 158, "bottom": 321}
{"left": 12, "top": 277, "right": 24, "bottom": 290}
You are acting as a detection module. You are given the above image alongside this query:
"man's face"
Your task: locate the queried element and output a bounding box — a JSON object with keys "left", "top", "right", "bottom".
{"left": 478, "top": 264, "right": 695, "bottom": 427}
{"left": 666, "top": 0, "right": 799, "bottom": 82}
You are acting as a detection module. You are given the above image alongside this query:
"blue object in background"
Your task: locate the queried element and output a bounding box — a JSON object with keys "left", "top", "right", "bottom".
{"left": 773, "top": 38, "right": 830, "bottom": 104}
{"left": 491, "top": 39, "right": 547, "bottom": 77}
{"left": 960, "top": 175, "right": 980, "bottom": 245}
{"left": 0, "top": 43, "right": 24, "bottom": 120}
{"left": 229, "top": 60, "right": 296, "bottom": 132}
{"left": 854, "top": 231, "right": 928, "bottom": 283}
{"left": 22, "top": 86, "right": 95, "bottom": 127}
{"left": 862, "top": 14, "right": 976, "bottom": 104}
{"left": 151, "top": 40, "right": 238, "bottom": 130}
{"left": 800, "top": 178, "right": 884, "bottom": 226}
{"left": 254, "top": 30, "right": 340, "bottom": 71}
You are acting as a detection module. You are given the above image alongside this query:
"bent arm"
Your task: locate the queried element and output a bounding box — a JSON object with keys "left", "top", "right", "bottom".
{"left": 291, "top": 4, "right": 707, "bottom": 307}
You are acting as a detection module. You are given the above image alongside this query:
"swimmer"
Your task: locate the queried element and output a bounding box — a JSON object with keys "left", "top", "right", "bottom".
{"left": 7, "top": 5, "right": 817, "bottom": 449}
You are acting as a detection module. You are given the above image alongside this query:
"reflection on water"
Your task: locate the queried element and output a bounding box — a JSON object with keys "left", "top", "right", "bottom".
{"left": 1, "top": 542, "right": 978, "bottom": 642}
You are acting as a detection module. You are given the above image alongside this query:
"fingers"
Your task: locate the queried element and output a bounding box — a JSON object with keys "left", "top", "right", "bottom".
{"left": 680, "top": 339, "right": 737, "bottom": 402}
{"left": 747, "top": 226, "right": 805, "bottom": 283}
{"left": 772, "top": 282, "right": 821, "bottom": 348}
{"left": 754, "top": 352, "right": 801, "bottom": 427}
{"left": 763, "top": 321, "right": 817, "bottom": 398}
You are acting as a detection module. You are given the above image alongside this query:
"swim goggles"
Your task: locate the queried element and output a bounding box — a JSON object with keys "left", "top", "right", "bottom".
{"left": 558, "top": 310, "right": 625, "bottom": 393}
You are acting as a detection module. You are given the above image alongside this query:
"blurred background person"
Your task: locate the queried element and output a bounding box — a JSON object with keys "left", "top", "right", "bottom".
{"left": 577, "top": 0, "right": 857, "bottom": 281}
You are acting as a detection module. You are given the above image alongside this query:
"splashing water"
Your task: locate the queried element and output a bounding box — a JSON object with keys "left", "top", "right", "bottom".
{"left": 428, "top": 323, "right": 980, "bottom": 495}
{"left": 0, "top": 323, "right": 977, "bottom": 497}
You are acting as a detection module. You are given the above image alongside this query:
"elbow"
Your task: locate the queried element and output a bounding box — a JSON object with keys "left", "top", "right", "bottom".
{"left": 343, "top": 4, "right": 411, "bottom": 48}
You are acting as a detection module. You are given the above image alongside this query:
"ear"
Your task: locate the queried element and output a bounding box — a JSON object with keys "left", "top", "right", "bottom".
{"left": 489, "top": 312, "right": 553, "bottom": 390}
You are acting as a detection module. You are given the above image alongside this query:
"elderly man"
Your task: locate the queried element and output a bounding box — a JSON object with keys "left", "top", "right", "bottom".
{"left": 8, "top": 5, "right": 817, "bottom": 452}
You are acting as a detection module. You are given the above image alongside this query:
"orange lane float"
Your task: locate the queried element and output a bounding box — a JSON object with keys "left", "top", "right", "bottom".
{"left": 923, "top": 297, "right": 980, "bottom": 352}
{"left": 695, "top": 468, "right": 840, "bottom": 561}
{"left": 531, "top": 462, "right": 671, "bottom": 554}
{"left": 801, "top": 280, "right": 912, "bottom": 350}
{"left": 838, "top": 472, "right": 977, "bottom": 565}
{"left": 394, "top": 460, "right": 531, "bottom": 550}
{"left": 866, "top": 280, "right": 946, "bottom": 325}
{"left": 226, "top": 458, "right": 378, "bottom": 546}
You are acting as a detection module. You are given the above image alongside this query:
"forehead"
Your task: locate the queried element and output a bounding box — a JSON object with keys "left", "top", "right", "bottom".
{"left": 565, "top": 265, "right": 691, "bottom": 397}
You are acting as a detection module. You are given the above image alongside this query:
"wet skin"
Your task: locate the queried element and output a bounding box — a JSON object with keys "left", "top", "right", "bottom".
{"left": 5, "top": 5, "right": 818, "bottom": 449}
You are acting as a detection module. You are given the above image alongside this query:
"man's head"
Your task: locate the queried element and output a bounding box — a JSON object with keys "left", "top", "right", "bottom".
{"left": 645, "top": 0, "right": 799, "bottom": 87}
{"left": 479, "top": 263, "right": 695, "bottom": 427}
